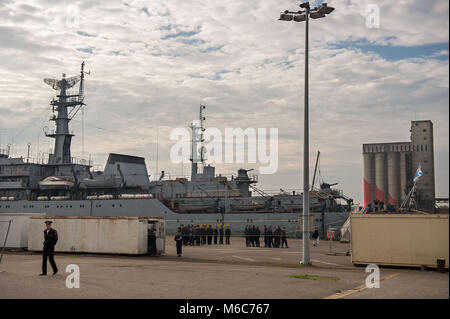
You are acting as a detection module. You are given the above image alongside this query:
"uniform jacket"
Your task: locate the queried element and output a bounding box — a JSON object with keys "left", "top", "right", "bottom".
{"left": 174, "top": 235, "right": 183, "bottom": 245}
{"left": 43, "top": 228, "right": 58, "bottom": 248}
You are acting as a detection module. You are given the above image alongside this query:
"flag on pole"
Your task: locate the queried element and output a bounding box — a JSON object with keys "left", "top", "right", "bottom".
{"left": 413, "top": 165, "right": 423, "bottom": 182}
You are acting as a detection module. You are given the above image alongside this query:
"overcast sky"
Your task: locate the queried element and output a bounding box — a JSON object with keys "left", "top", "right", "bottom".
{"left": 0, "top": 0, "right": 448, "bottom": 203}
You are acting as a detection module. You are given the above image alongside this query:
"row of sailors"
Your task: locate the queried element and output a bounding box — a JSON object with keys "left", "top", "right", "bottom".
{"left": 245, "top": 225, "right": 289, "bottom": 248}
{"left": 177, "top": 224, "right": 232, "bottom": 245}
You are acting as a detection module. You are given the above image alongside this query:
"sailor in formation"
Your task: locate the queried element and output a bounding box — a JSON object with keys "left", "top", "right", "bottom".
{"left": 207, "top": 225, "right": 213, "bottom": 245}
{"left": 247, "top": 224, "right": 290, "bottom": 249}
{"left": 213, "top": 225, "right": 218, "bottom": 244}
{"left": 178, "top": 224, "right": 228, "bottom": 246}
{"left": 225, "top": 225, "right": 231, "bottom": 244}
{"left": 219, "top": 225, "right": 224, "bottom": 244}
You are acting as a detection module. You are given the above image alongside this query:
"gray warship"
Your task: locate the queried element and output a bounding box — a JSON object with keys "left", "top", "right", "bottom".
{"left": 0, "top": 63, "right": 352, "bottom": 237}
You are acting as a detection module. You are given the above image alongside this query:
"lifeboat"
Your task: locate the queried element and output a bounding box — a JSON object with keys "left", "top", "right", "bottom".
{"left": 38, "top": 176, "right": 75, "bottom": 190}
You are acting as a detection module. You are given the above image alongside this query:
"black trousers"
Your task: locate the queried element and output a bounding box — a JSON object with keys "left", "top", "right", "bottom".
{"left": 42, "top": 248, "right": 58, "bottom": 274}
{"left": 214, "top": 236, "right": 218, "bottom": 244}
{"left": 281, "top": 237, "right": 288, "bottom": 248}
{"left": 176, "top": 243, "right": 183, "bottom": 255}
{"left": 207, "top": 236, "right": 212, "bottom": 245}
{"left": 256, "top": 237, "right": 260, "bottom": 247}
{"left": 226, "top": 236, "right": 230, "bottom": 244}
{"left": 219, "top": 236, "right": 223, "bottom": 244}
{"left": 275, "top": 238, "right": 280, "bottom": 248}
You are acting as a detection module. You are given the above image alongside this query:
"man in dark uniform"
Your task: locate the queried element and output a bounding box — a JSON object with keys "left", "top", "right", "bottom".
{"left": 250, "top": 226, "right": 256, "bottom": 247}
{"left": 272, "top": 226, "right": 277, "bottom": 248}
{"left": 174, "top": 231, "right": 183, "bottom": 257}
{"left": 281, "top": 227, "right": 289, "bottom": 248}
{"left": 195, "top": 225, "right": 201, "bottom": 246}
{"left": 267, "top": 226, "right": 273, "bottom": 248}
{"left": 201, "top": 225, "right": 207, "bottom": 245}
{"left": 255, "top": 226, "right": 261, "bottom": 247}
{"left": 188, "top": 225, "right": 194, "bottom": 245}
{"left": 244, "top": 226, "right": 249, "bottom": 247}
{"left": 148, "top": 229, "right": 158, "bottom": 256}
{"left": 225, "top": 225, "right": 231, "bottom": 245}
{"left": 213, "top": 225, "right": 218, "bottom": 244}
{"left": 219, "top": 225, "right": 224, "bottom": 244}
{"left": 40, "top": 220, "right": 58, "bottom": 276}
{"left": 207, "top": 225, "right": 213, "bottom": 245}
{"left": 274, "top": 226, "right": 281, "bottom": 248}
{"left": 263, "top": 225, "right": 268, "bottom": 247}
{"left": 181, "top": 225, "right": 188, "bottom": 245}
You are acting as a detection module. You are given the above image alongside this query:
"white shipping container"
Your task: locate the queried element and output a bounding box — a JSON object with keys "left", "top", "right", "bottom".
{"left": 0, "top": 213, "right": 46, "bottom": 248}
{"left": 28, "top": 216, "right": 165, "bottom": 255}
{"left": 351, "top": 213, "right": 449, "bottom": 268}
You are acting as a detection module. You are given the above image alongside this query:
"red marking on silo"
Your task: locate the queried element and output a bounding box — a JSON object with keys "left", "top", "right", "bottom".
{"left": 388, "top": 193, "right": 398, "bottom": 205}
{"left": 375, "top": 185, "right": 384, "bottom": 202}
{"left": 363, "top": 178, "right": 373, "bottom": 207}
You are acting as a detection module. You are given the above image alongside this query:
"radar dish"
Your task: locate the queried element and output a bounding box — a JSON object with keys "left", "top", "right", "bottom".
{"left": 44, "top": 78, "right": 61, "bottom": 90}
{"left": 44, "top": 75, "right": 81, "bottom": 90}
{"left": 64, "top": 75, "right": 81, "bottom": 89}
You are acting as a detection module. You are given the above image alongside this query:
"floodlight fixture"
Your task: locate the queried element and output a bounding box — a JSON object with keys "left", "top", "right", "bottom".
{"left": 294, "top": 14, "right": 307, "bottom": 22}
{"left": 317, "top": 3, "right": 335, "bottom": 15}
{"left": 299, "top": 2, "right": 310, "bottom": 9}
{"left": 310, "top": 12, "right": 326, "bottom": 19}
{"left": 279, "top": 13, "right": 294, "bottom": 21}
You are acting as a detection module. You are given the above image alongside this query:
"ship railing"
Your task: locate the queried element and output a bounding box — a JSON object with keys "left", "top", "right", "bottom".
{"left": 255, "top": 189, "right": 303, "bottom": 196}
{"left": 15, "top": 156, "right": 94, "bottom": 166}
{"left": 152, "top": 173, "right": 259, "bottom": 182}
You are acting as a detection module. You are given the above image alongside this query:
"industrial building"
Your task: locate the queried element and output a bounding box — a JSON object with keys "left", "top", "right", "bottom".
{"left": 363, "top": 120, "right": 435, "bottom": 212}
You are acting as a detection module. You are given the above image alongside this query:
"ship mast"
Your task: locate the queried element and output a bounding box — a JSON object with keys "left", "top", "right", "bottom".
{"left": 43, "top": 62, "right": 88, "bottom": 164}
{"left": 190, "top": 104, "right": 206, "bottom": 181}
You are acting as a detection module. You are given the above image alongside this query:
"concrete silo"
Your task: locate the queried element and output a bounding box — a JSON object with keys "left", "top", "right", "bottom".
{"left": 363, "top": 152, "right": 375, "bottom": 207}
{"left": 399, "top": 152, "right": 408, "bottom": 203}
{"left": 375, "top": 152, "right": 388, "bottom": 204}
{"left": 387, "top": 152, "right": 401, "bottom": 206}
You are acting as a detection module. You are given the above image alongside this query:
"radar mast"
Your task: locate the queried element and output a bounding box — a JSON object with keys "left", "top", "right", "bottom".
{"left": 43, "top": 62, "right": 89, "bottom": 164}
{"left": 190, "top": 104, "right": 206, "bottom": 181}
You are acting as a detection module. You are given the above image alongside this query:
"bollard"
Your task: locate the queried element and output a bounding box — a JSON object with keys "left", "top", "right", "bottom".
{"left": 437, "top": 258, "right": 446, "bottom": 273}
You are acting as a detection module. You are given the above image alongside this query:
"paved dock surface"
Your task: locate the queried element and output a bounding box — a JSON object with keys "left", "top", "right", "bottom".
{"left": 0, "top": 238, "right": 448, "bottom": 299}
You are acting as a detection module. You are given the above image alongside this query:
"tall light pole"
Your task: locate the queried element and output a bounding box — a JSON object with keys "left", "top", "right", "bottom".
{"left": 278, "top": 2, "right": 334, "bottom": 265}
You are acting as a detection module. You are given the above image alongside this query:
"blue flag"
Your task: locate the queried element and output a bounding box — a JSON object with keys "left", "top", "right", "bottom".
{"left": 413, "top": 165, "right": 423, "bottom": 182}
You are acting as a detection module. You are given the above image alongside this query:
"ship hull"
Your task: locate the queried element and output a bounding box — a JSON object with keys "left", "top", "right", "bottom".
{"left": 0, "top": 198, "right": 349, "bottom": 239}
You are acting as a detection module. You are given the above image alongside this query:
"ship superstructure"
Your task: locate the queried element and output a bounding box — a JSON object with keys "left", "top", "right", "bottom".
{"left": 0, "top": 64, "right": 353, "bottom": 237}
{"left": 0, "top": 63, "right": 151, "bottom": 201}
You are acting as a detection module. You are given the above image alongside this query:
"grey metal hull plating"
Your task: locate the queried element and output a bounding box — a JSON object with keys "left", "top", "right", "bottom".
{"left": 0, "top": 199, "right": 349, "bottom": 238}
